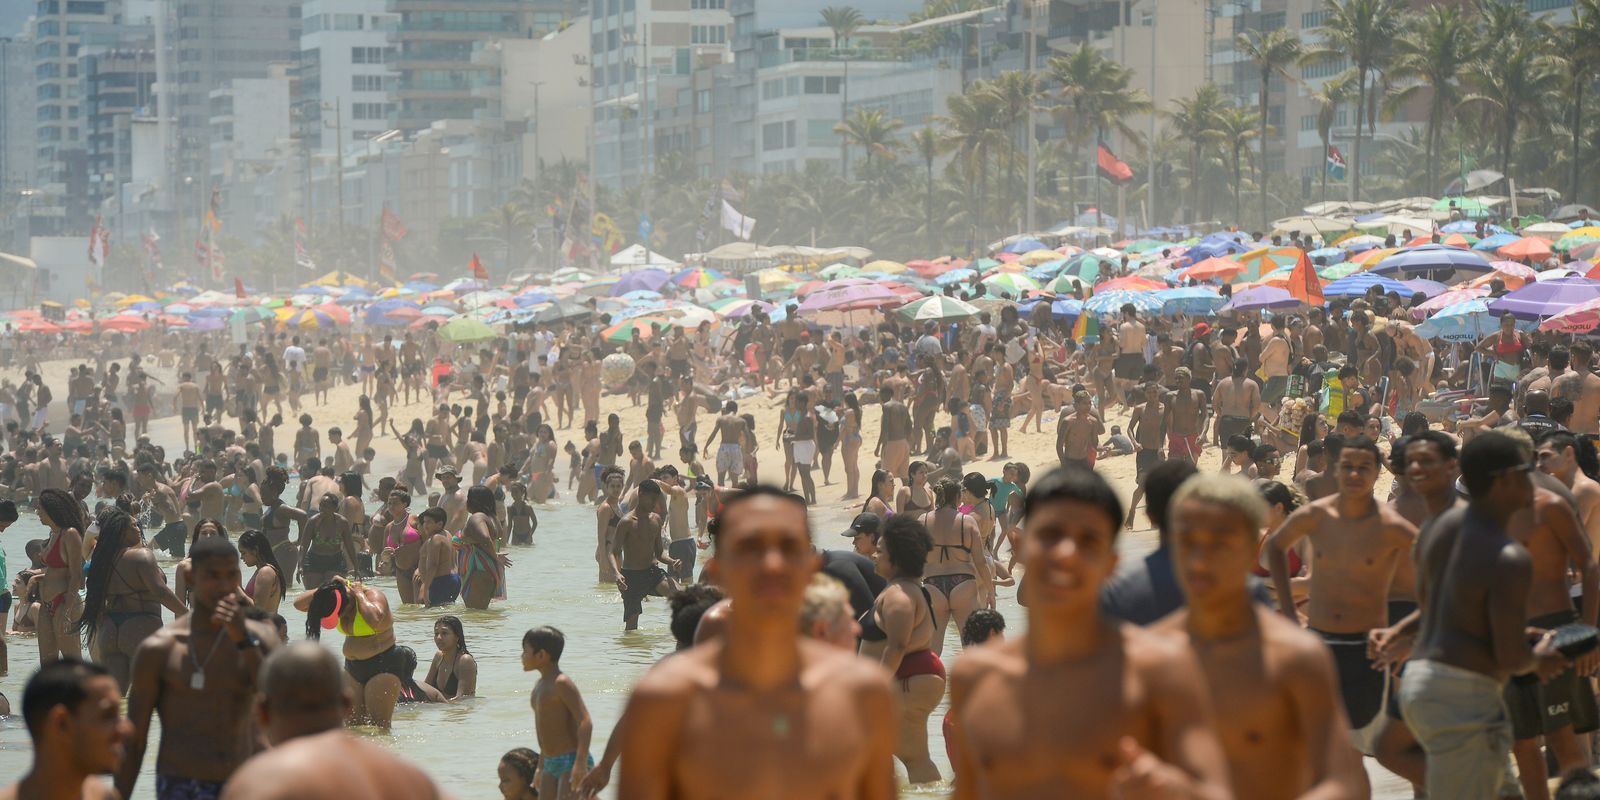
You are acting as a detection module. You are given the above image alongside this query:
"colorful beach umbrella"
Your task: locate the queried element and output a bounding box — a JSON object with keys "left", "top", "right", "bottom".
{"left": 980, "top": 273, "right": 1040, "bottom": 296}
{"left": 1415, "top": 299, "right": 1530, "bottom": 341}
{"left": 1083, "top": 290, "right": 1162, "bottom": 317}
{"left": 1497, "top": 237, "right": 1553, "bottom": 261}
{"left": 436, "top": 317, "right": 498, "bottom": 343}
{"left": 1219, "top": 286, "right": 1304, "bottom": 313}
{"left": 1152, "top": 287, "right": 1225, "bottom": 315}
{"left": 897, "top": 295, "right": 980, "bottom": 322}
{"left": 1488, "top": 277, "right": 1600, "bottom": 320}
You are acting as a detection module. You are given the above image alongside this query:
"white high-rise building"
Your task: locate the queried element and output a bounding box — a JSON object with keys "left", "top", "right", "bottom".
{"left": 300, "top": 0, "right": 398, "bottom": 153}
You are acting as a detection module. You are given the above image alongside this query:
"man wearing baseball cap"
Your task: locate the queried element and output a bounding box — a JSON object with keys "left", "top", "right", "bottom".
{"left": 435, "top": 464, "right": 467, "bottom": 532}
{"left": 817, "top": 512, "right": 884, "bottom": 635}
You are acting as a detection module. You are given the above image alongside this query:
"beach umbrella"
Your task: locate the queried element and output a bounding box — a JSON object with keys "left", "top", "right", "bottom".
{"left": 531, "top": 299, "right": 592, "bottom": 323}
{"left": 1017, "top": 297, "right": 1084, "bottom": 320}
{"left": 671, "top": 266, "right": 723, "bottom": 288}
{"left": 934, "top": 268, "right": 977, "bottom": 287}
{"left": 1522, "top": 222, "right": 1573, "bottom": 240}
{"left": 608, "top": 269, "right": 671, "bottom": 296}
{"left": 229, "top": 306, "right": 277, "bottom": 324}
{"left": 1083, "top": 290, "right": 1162, "bottom": 317}
{"left": 1219, "top": 286, "right": 1303, "bottom": 312}
{"left": 817, "top": 263, "right": 862, "bottom": 280}
{"left": 1025, "top": 259, "right": 1070, "bottom": 281}
{"left": 1413, "top": 287, "right": 1491, "bottom": 318}
{"left": 364, "top": 306, "right": 418, "bottom": 327}
{"left": 1179, "top": 256, "right": 1245, "bottom": 282}
{"left": 1415, "top": 299, "right": 1532, "bottom": 341}
{"left": 1272, "top": 215, "right": 1350, "bottom": 237}
{"left": 1555, "top": 234, "right": 1600, "bottom": 256}
{"left": 1488, "top": 277, "right": 1600, "bottom": 320}
{"left": 1371, "top": 244, "right": 1493, "bottom": 275}
{"left": 1122, "top": 239, "right": 1172, "bottom": 254}
{"left": 164, "top": 303, "right": 194, "bottom": 315}
{"left": 1048, "top": 274, "right": 1092, "bottom": 295}
{"left": 863, "top": 259, "right": 907, "bottom": 274}
{"left": 1000, "top": 237, "right": 1047, "bottom": 254}
{"left": 712, "top": 299, "right": 776, "bottom": 319}
{"left": 101, "top": 315, "right": 151, "bottom": 332}
{"left": 1306, "top": 247, "right": 1345, "bottom": 262}
{"left": 1401, "top": 279, "right": 1450, "bottom": 298}
{"left": 1096, "top": 276, "right": 1166, "bottom": 292}
{"left": 897, "top": 295, "right": 981, "bottom": 322}
{"left": 1317, "top": 262, "right": 1363, "bottom": 280}
{"left": 601, "top": 316, "right": 675, "bottom": 343}
{"left": 443, "top": 278, "right": 488, "bottom": 293}
{"left": 1017, "top": 249, "right": 1062, "bottom": 267}
{"left": 1431, "top": 197, "right": 1492, "bottom": 218}
{"left": 1152, "top": 287, "right": 1225, "bottom": 315}
{"left": 620, "top": 290, "right": 664, "bottom": 303}
{"left": 797, "top": 283, "right": 900, "bottom": 313}
{"left": 459, "top": 290, "right": 512, "bottom": 309}
{"left": 1488, "top": 261, "right": 1539, "bottom": 282}
{"left": 115, "top": 294, "right": 157, "bottom": 307}
{"left": 436, "top": 317, "right": 498, "bottom": 343}
{"left": 980, "top": 273, "right": 1041, "bottom": 296}
{"left": 283, "top": 304, "right": 350, "bottom": 330}
{"left": 1498, "top": 237, "right": 1553, "bottom": 261}
{"left": 1323, "top": 272, "right": 1414, "bottom": 298}
{"left": 188, "top": 317, "right": 224, "bottom": 332}
{"left": 1336, "top": 234, "right": 1387, "bottom": 251}
{"left": 407, "top": 314, "right": 450, "bottom": 331}
{"left": 1540, "top": 296, "right": 1600, "bottom": 333}
{"left": 750, "top": 268, "right": 799, "bottom": 293}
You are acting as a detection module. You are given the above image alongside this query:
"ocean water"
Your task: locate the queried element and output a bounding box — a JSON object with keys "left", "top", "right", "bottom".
{"left": 0, "top": 486, "right": 977, "bottom": 798}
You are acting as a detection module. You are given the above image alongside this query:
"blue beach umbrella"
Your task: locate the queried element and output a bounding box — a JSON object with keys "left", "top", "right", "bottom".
{"left": 1083, "top": 290, "right": 1162, "bottom": 317}
{"left": 1152, "top": 287, "right": 1225, "bottom": 316}
{"left": 1323, "top": 272, "right": 1415, "bottom": 298}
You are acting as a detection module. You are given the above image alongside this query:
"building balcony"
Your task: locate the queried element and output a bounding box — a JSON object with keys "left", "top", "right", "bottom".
{"left": 756, "top": 47, "right": 908, "bottom": 68}
{"left": 388, "top": 0, "right": 529, "bottom": 12}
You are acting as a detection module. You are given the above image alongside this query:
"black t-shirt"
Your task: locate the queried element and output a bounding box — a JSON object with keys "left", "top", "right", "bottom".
{"left": 818, "top": 549, "right": 886, "bottom": 622}
{"left": 1517, "top": 414, "right": 1563, "bottom": 441}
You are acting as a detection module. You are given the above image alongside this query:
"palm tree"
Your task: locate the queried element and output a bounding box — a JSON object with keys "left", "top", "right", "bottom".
{"left": 1310, "top": 0, "right": 1403, "bottom": 199}
{"left": 1236, "top": 28, "right": 1301, "bottom": 229}
{"left": 834, "top": 108, "right": 903, "bottom": 172}
{"left": 1308, "top": 71, "right": 1355, "bottom": 203}
{"left": 1164, "top": 84, "right": 1227, "bottom": 223}
{"left": 978, "top": 70, "right": 1044, "bottom": 232}
{"left": 1388, "top": 6, "right": 1475, "bottom": 195}
{"left": 478, "top": 202, "right": 533, "bottom": 272}
{"left": 911, "top": 127, "right": 940, "bottom": 252}
{"left": 1049, "top": 45, "right": 1150, "bottom": 219}
{"left": 1215, "top": 105, "right": 1261, "bottom": 226}
{"left": 1460, "top": 24, "right": 1562, "bottom": 182}
{"left": 820, "top": 6, "right": 864, "bottom": 49}
{"left": 937, "top": 88, "right": 1004, "bottom": 250}
{"left": 1557, "top": 0, "right": 1600, "bottom": 203}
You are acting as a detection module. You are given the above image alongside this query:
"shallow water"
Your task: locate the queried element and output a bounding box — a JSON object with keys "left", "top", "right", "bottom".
{"left": 0, "top": 485, "right": 982, "bottom": 798}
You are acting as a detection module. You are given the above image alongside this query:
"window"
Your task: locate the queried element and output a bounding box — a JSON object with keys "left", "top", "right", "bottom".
{"left": 351, "top": 102, "right": 387, "bottom": 120}
{"left": 1301, "top": 57, "right": 1345, "bottom": 79}
{"left": 696, "top": 89, "right": 711, "bottom": 113}
{"left": 806, "top": 119, "right": 834, "bottom": 144}
{"left": 1300, "top": 113, "right": 1315, "bottom": 131}
{"left": 802, "top": 76, "right": 842, "bottom": 94}
{"left": 352, "top": 75, "right": 384, "bottom": 91}
{"left": 692, "top": 0, "right": 725, "bottom": 7}
{"left": 763, "top": 121, "right": 784, "bottom": 150}
{"left": 351, "top": 46, "right": 384, "bottom": 64}
{"left": 1301, "top": 10, "right": 1330, "bottom": 28}
{"left": 762, "top": 79, "right": 782, "bottom": 100}
{"left": 1259, "top": 11, "right": 1285, "bottom": 30}
{"left": 691, "top": 25, "right": 726, "bottom": 44}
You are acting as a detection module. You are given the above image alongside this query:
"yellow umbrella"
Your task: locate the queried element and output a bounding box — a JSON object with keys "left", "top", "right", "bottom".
{"left": 753, "top": 268, "right": 797, "bottom": 291}
{"left": 864, "top": 259, "right": 907, "bottom": 274}
{"left": 1233, "top": 247, "right": 1300, "bottom": 283}
{"left": 115, "top": 294, "right": 157, "bottom": 306}
{"left": 1565, "top": 226, "right": 1600, "bottom": 240}
{"left": 1016, "top": 250, "right": 1061, "bottom": 267}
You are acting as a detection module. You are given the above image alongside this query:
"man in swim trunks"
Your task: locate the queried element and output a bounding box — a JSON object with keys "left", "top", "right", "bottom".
{"left": 947, "top": 468, "right": 1231, "bottom": 798}
{"left": 609, "top": 480, "right": 677, "bottom": 631}
{"left": 700, "top": 401, "right": 747, "bottom": 487}
{"left": 412, "top": 507, "right": 459, "bottom": 607}
{"left": 137, "top": 463, "right": 187, "bottom": 558}
{"left": 175, "top": 373, "right": 203, "bottom": 453}
{"left": 221, "top": 643, "right": 441, "bottom": 800}
{"left": 1114, "top": 303, "right": 1147, "bottom": 404}
{"left": 876, "top": 387, "right": 913, "bottom": 481}
{"left": 618, "top": 486, "right": 896, "bottom": 799}
{"left": 1, "top": 658, "right": 128, "bottom": 800}
{"left": 1265, "top": 436, "right": 1416, "bottom": 751}
{"left": 436, "top": 465, "right": 467, "bottom": 533}
{"left": 1164, "top": 366, "right": 1209, "bottom": 463}
{"left": 118, "top": 538, "right": 278, "bottom": 800}
{"left": 1155, "top": 474, "right": 1370, "bottom": 799}
{"left": 1211, "top": 357, "right": 1259, "bottom": 447}
{"left": 524, "top": 626, "right": 593, "bottom": 799}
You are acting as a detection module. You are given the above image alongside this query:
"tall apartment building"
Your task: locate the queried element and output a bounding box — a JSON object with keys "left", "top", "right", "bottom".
{"left": 82, "top": 46, "right": 156, "bottom": 211}
{"left": 389, "top": 0, "right": 578, "bottom": 132}
{"left": 33, "top": 0, "right": 119, "bottom": 233}
{"left": 0, "top": 32, "right": 36, "bottom": 249}
{"left": 171, "top": 0, "right": 301, "bottom": 184}
{"left": 301, "top": 0, "right": 398, "bottom": 153}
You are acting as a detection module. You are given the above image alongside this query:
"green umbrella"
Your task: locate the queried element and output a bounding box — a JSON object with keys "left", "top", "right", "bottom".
{"left": 817, "top": 263, "right": 861, "bottom": 279}
{"left": 1554, "top": 234, "right": 1600, "bottom": 254}
{"left": 897, "top": 295, "right": 980, "bottom": 322}
{"left": 982, "top": 273, "right": 1041, "bottom": 296}
{"left": 1122, "top": 239, "right": 1170, "bottom": 254}
{"left": 437, "top": 317, "right": 498, "bottom": 343}
{"left": 1317, "top": 262, "right": 1362, "bottom": 280}
{"left": 231, "top": 306, "right": 277, "bottom": 324}
{"left": 1049, "top": 274, "right": 1091, "bottom": 294}
{"left": 1431, "top": 196, "right": 1492, "bottom": 219}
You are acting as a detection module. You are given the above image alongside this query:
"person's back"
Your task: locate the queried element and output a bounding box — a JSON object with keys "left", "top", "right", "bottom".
{"left": 1411, "top": 505, "right": 1521, "bottom": 679}
{"left": 222, "top": 730, "right": 440, "bottom": 800}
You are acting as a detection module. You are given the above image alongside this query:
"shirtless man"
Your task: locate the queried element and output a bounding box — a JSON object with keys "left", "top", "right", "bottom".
{"left": 624, "top": 441, "right": 654, "bottom": 492}
{"left": 1155, "top": 475, "right": 1369, "bottom": 800}
{"left": 659, "top": 470, "right": 697, "bottom": 583}
{"left": 1211, "top": 358, "right": 1259, "bottom": 446}
{"left": 176, "top": 373, "right": 203, "bottom": 452}
{"left": 1114, "top": 304, "right": 1147, "bottom": 405}
{"left": 1164, "top": 367, "right": 1209, "bottom": 463}
{"left": 1265, "top": 436, "right": 1417, "bottom": 746}
{"left": 311, "top": 340, "right": 333, "bottom": 404}
{"left": 701, "top": 401, "right": 747, "bottom": 487}
{"left": 1537, "top": 430, "right": 1600, "bottom": 547}
{"left": 609, "top": 479, "right": 677, "bottom": 631}
{"left": 117, "top": 537, "right": 278, "bottom": 799}
{"left": 328, "top": 428, "right": 354, "bottom": 475}
{"left": 138, "top": 463, "right": 187, "bottom": 558}
{"left": 1, "top": 659, "right": 128, "bottom": 800}
{"left": 1124, "top": 382, "right": 1167, "bottom": 530}
{"left": 1303, "top": 435, "right": 1343, "bottom": 502}
{"left": 617, "top": 486, "right": 897, "bottom": 800}
{"left": 948, "top": 467, "right": 1231, "bottom": 799}
{"left": 1259, "top": 316, "right": 1292, "bottom": 407}
{"left": 222, "top": 643, "right": 440, "bottom": 800}
{"left": 1553, "top": 340, "right": 1600, "bottom": 436}
{"left": 876, "top": 388, "right": 914, "bottom": 481}
{"left": 436, "top": 465, "right": 468, "bottom": 533}
{"left": 1385, "top": 433, "right": 1568, "bottom": 800}
{"left": 34, "top": 437, "right": 69, "bottom": 492}
{"left": 1055, "top": 391, "right": 1102, "bottom": 470}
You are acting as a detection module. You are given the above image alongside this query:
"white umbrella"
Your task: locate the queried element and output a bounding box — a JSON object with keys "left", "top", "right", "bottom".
{"left": 897, "top": 295, "right": 980, "bottom": 322}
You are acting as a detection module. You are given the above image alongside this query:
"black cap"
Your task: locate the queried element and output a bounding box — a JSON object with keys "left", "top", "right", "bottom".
{"left": 842, "top": 512, "right": 881, "bottom": 537}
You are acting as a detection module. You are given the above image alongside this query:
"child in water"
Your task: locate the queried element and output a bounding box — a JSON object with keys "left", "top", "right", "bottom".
{"left": 523, "top": 625, "right": 592, "bottom": 800}
{"left": 507, "top": 482, "right": 537, "bottom": 546}
{"left": 498, "top": 747, "right": 540, "bottom": 799}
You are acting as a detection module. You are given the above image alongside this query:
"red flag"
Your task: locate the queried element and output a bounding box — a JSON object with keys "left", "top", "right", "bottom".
{"left": 382, "top": 205, "right": 408, "bottom": 241}
{"left": 1287, "top": 248, "right": 1324, "bottom": 307}
{"left": 234, "top": 277, "right": 246, "bottom": 299}
{"left": 1096, "top": 142, "right": 1133, "bottom": 186}
{"left": 469, "top": 253, "right": 488, "bottom": 281}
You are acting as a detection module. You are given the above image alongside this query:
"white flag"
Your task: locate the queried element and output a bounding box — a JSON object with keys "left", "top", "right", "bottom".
{"left": 720, "top": 200, "right": 755, "bottom": 241}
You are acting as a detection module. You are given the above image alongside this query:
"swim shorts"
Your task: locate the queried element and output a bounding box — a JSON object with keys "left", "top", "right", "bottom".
{"left": 619, "top": 566, "right": 666, "bottom": 620}
{"left": 543, "top": 751, "right": 594, "bottom": 777}
{"left": 791, "top": 438, "right": 816, "bottom": 465}
{"left": 1135, "top": 448, "right": 1161, "bottom": 479}
{"left": 1313, "top": 628, "right": 1387, "bottom": 734}
{"left": 426, "top": 444, "right": 450, "bottom": 459}
{"left": 667, "top": 538, "right": 697, "bottom": 583}
{"left": 181, "top": 407, "right": 199, "bottom": 424}
{"left": 716, "top": 443, "right": 743, "bottom": 476}
{"left": 153, "top": 521, "right": 188, "bottom": 558}
{"left": 1216, "top": 415, "right": 1251, "bottom": 444}
{"left": 344, "top": 645, "right": 408, "bottom": 685}
{"left": 1113, "top": 352, "right": 1145, "bottom": 380}
{"left": 427, "top": 573, "right": 461, "bottom": 606}
{"left": 1168, "top": 434, "right": 1203, "bottom": 461}
{"left": 1505, "top": 608, "right": 1600, "bottom": 739}
{"left": 302, "top": 549, "right": 346, "bottom": 575}
{"left": 157, "top": 774, "right": 225, "bottom": 800}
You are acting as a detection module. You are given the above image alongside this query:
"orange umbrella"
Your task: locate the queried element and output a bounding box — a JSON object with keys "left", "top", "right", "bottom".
{"left": 1350, "top": 247, "right": 1398, "bottom": 266}
{"left": 1095, "top": 276, "right": 1166, "bottom": 292}
{"left": 1179, "top": 257, "right": 1246, "bottom": 282}
{"left": 17, "top": 319, "right": 61, "bottom": 333}
{"left": 1498, "top": 236, "right": 1553, "bottom": 261}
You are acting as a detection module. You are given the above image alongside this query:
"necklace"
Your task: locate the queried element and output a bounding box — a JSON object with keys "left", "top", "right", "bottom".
{"left": 187, "top": 624, "right": 226, "bottom": 691}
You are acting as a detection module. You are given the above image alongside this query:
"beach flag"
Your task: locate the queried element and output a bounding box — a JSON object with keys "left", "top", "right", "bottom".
{"left": 194, "top": 239, "right": 210, "bottom": 270}
{"left": 720, "top": 200, "right": 755, "bottom": 240}
{"left": 87, "top": 216, "right": 109, "bottom": 266}
{"left": 382, "top": 205, "right": 408, "bottom": 241}
{"left": 205, "top": 187, "right": 222, "bottom": 233}
{"left": 1287, "top": 248, "right": 1324, "bottom": 307}
{"left": 377, "top": 238, "right": 398, "bottom": 282}
{"left": 469, "top": 253, "right": 489, "bottom": 280}
{"left": 234, "top": 277, "right": 246, "bottom": 299}
{"left": 1096, "top": 142, "right": 1133, "bottom": 185}
{"left": 294, "top": 217, "right": 316, "bottom": 271}
{"left": 1326, "top": 146, "right": 1346, "bottom": 180}
{"left": 1071, "top": 313, "right": 1100, "bottom": 344}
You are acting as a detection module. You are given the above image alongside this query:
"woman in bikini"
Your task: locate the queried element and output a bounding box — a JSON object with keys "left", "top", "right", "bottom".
{"left": 1475, "top": 310, "right": 1529, "bottom": 385}
{"left": 354, "top": 395, "right": 375, "bottom": 457}
{"left": 238, "top": 528, "right": 286, "bottom": 614}
{"left": 391, "top": 418, "right": 428, "bottom": 492}
{"left": 339, "top": 472, "right": 370, "bottom": 576}
{"left": 775, "top": 390, "right": 802, "bottom": 493}
{"left": 296, "top": 576, "right": 403, "bottom": 727}
{"left": 421, "top": 615, "right": 478, "bottom": 701}
{"left": 839, "top": 392, "right": 863, "bottom": 500}
{"left": 33, "top": 488, "right": 87, "bottom": 663}
{"left": 863, "top": 468, "right": 896, "bottom": 521}
{"left": 382, "top": 491, "right": 424, "bottom": 604}
{"left": 895, "top": 460, "right": 933, "bottom": 516}
{"left": 917, "top": 477, "right": 992, "bottom": 656}
{"left": 458, "top": 485, "right": 509, "bottom": 609}
{"left": 173, "top": 518, "right": 227, "bottom": 602}
{"left": 859, "top": 515, "right": 943, "bottom": 785}
{"left": 78, "top": 509, "right": 185, "bottom": 688}
{"left": 299, "top": 492, "right": 358, "bottom": 590}
{"left": 527, "top": 424, "right": 558, "bottom": 503}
